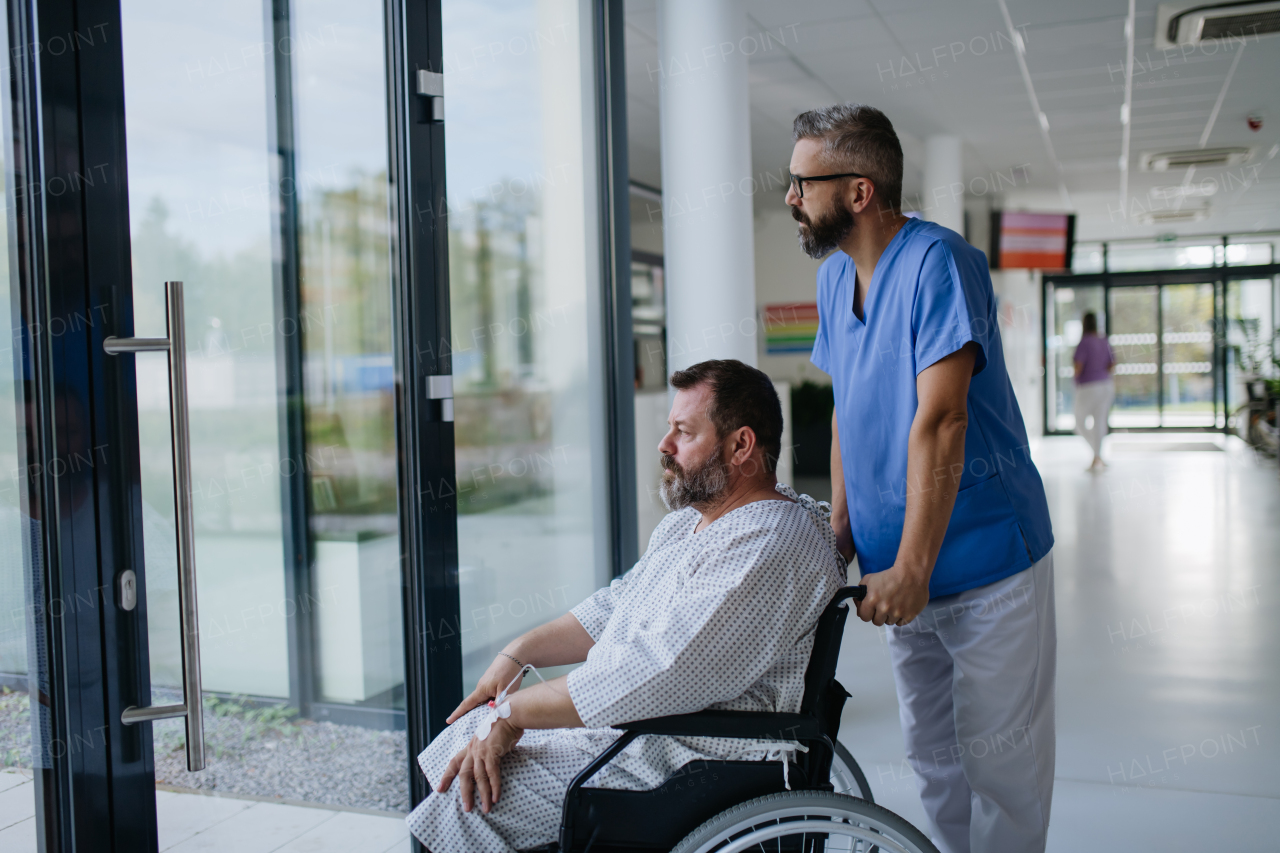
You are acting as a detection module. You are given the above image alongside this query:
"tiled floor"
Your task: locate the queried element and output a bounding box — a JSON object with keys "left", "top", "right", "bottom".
{"left": 0, "top": 769, "right": 408, "bottom": 852}
{"left": 2, "top": 433, "right": 1277, "bottom": 850}
{"left": 837, "top": 433, "right": 1280, "bottom": 850}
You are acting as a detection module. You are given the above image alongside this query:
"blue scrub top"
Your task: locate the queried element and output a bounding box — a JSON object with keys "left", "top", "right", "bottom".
{"left": 811, "top": 218, "right": 1053, "bottom": 598}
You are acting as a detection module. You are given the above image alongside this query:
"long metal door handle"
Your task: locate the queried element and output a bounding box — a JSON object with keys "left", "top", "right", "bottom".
{"left": 105, "top": 281, "right": 206, "bottom": 772}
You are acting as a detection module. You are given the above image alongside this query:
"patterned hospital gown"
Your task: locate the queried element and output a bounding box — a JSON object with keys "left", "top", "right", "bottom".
{"left": 406, "top": 484, "right": 846, "bottom": 852}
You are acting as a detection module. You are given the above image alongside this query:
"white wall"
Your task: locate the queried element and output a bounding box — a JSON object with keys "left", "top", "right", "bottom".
{"left": 990, "top": 269, "right": 1044, "bottom": 439}
{"left": 748, "top": 204, "right": 1045, "bottom": 438}
{"left": 753, "top": 205, "right": 830, "bottom": 385}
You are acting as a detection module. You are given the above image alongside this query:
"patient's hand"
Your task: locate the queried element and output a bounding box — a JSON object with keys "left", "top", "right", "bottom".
{"left": 856, "top": 564, "right": 930, "bottom": 627}
{"left": 447, "top": 654, "right": 525, "bottom": 724}
{"left": 437, "top": 718, "right": 523, "bottom": 814}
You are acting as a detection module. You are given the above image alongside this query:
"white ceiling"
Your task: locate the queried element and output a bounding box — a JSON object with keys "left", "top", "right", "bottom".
{"left": 624, "top": 0, "right": 1280, "bottom": 242}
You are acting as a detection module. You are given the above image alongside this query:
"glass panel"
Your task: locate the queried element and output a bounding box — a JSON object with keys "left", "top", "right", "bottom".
{"left": 1107, "top": 243, "right": 1216, "bottom": 272}
{"left": 1226, "top": 278, "right": 1277, "bottom": 419}
{"left": 1160, "top": 284, "right": 1216, "bottom": 428}
{"left": 292, "top": 0, "right": 403, "bottom": 715}
{"left": 631, "top": 258, "right": 668, "bottom": 555}
{"left": 1225, "top": 242, "right": 1274, "bottom": 266}
{"left": 1109, "top": 287, "right": 1160, "bottom": 427}
{"left": 0, "top": 0, "right": 46, "bottom": 829}
{"left": 121, "top": 0, "right": 409, "bottom": 817}
{"left": 1045, "top": 284, "right": 1105, "bottom": 432}
{"left": 1071, "top": 243, "right": 1104, "bottom": 274}
{"left": 442, "top": 0, "right": 612, "bottom": 688}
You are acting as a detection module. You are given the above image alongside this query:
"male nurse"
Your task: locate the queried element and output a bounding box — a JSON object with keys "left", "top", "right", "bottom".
{"left": 787, "top": 104, "right": 1056, "bottom": 853}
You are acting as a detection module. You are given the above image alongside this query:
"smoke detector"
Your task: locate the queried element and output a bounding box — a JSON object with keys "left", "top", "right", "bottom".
{"left": 1156, "top": 2, "right": 1280, "bottom": 49}
{"left": 1139, "top": 147, "right": 1253, "bottom": 170}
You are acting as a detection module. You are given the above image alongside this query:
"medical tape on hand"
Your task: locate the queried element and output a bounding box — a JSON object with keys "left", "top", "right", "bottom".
{"left": 475, "top": 664, "right": 546, "bottom": 741}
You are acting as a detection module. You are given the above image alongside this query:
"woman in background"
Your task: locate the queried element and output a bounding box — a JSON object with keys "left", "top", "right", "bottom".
{"left": 1074, "top": 311, "right": 1115, "bottom": 470}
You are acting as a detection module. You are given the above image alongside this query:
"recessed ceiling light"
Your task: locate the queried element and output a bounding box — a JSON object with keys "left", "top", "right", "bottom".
{"left": 1150, "top": 183, "right": 1218, "bottom": 200}
{"left": 1140, "top": 147, "right": 1252, "bottom": 170}
{"left": 1135, "top": 206, "right": 1210, "bottom": 224}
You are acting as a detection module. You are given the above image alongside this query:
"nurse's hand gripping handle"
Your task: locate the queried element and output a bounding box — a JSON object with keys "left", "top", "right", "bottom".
{"left": 105, "top": 281, "right": 206, "bottom": 772}
{"left": 840, "top": 585, "right": 868, "bottom": 605}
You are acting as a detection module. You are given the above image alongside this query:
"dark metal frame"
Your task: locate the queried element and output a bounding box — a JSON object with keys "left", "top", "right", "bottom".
{"left": 383, "top": 0, "right": 462, "bottom": 814}
{"left": 263, "top": 0, "right": 319, "bottom": 723}
{"left": 1042, "top": 262, "right": 1280, "bottom": 436}
{"left": 594, "top": 0, "right": 637, "bottom": 576}
{"left": 5, "top": 0, "right": 162, "bottom": 849}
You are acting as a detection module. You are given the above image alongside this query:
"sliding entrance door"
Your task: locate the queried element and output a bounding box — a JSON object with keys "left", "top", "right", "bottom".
{"left": 1045, "top": 273, "right": 1234, "bottom": 434}
{"left": 1108, "top": 285, "right": 1161, "bottom": 428}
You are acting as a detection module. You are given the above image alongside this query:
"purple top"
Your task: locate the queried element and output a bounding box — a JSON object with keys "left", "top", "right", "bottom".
{"left": 1073, "top": 333, "right": 1114, "bottom": 384}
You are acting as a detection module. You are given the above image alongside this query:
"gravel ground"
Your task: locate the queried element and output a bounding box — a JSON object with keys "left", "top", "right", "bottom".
{"left": 0, "top": 687, "right": 32, "bottom": 767}
{"left": 1, "top": 687, "right": 410, "bottom": 814}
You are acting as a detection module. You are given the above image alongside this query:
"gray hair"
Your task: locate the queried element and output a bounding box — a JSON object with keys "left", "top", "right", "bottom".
{"left": 792, "top": 104, "right": 903, "bottom": 211}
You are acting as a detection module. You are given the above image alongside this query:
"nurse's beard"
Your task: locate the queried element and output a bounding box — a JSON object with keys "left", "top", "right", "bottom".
{"left": 792, "top": 199, "right": 854, "bottom": 259}
{"left": 659, "top": 449, "right": 731, "bottom": 511}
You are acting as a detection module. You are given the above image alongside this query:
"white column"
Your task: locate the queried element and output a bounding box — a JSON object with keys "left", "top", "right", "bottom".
{"left": 657, "top": 0, "right": 757, "bottom": 373}
{"left": 923, "top": 135, "right": 964, "bottom": 235}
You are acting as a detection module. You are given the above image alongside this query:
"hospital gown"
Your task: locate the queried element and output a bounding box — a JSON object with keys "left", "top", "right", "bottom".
{"left": 407, "top": 484, "right": 846, "bottom": 852}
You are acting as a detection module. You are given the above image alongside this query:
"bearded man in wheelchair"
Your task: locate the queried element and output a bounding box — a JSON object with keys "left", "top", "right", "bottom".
{"left": 407, "top": 359, "right": 924, "bottom": 853}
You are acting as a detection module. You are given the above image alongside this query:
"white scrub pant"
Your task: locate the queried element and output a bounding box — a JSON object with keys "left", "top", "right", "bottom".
{"left": 886, "top": 553, "right": 1056, "bottom": 853}
{"left": 1073, "top": 378, "right": 1113, "bottom": 457}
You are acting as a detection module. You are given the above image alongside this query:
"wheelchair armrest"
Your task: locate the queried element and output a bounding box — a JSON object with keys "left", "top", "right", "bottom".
{"left": 616, "top": 709, "right": 821, "bottom": 741}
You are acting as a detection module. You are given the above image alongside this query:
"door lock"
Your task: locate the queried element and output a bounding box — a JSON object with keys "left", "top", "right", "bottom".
{"left": 119, "top": 569, "right": 137, "bottom": 611}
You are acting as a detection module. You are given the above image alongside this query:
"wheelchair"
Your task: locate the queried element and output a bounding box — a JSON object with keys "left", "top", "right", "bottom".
{"left": 550, "top": 585, "right": 939, "bottom": 853}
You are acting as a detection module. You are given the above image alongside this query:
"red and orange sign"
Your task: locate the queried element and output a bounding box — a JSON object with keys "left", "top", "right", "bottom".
{"left": 997, "top": 211, "right": 1072, "bottom": 270}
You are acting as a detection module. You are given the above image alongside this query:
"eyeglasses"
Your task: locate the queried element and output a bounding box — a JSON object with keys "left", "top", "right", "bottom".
{"left": 788, "top": 170, "right": 866, "bottom": 199}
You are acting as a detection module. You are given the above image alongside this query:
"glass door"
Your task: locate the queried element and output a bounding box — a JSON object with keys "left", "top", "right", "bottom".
{"left": 1159, "top": 283, "right": 1216, "bottom": 427}
{"left": 0, "top": 0, "right": 444, "bottom": 849}
{"left": 1045, "top": 281, "right": 1104, "bottom": 432}
{"left": 1108, "top": 286, "right": 1161, "bottom": 428}
{"left": 1226, "top": 278, "right": 1278, "bottom": 418}
{"left": 118, "top": 0, "right": 417, "bottom": 841}
{"left": 1, "top": 0, "right": 625, "bottom": 846}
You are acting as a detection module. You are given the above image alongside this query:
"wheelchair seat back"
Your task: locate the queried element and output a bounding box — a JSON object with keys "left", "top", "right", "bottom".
{"left": 558, "top": 585, "right": 863, "bottom": 853}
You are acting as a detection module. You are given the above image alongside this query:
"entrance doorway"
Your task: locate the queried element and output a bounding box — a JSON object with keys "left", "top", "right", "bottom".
{"left": 0, "top": 0, "right": 630, "bottom": 850}
{"left": 1044, "top": 271, "right": 1277, "bottom": 434}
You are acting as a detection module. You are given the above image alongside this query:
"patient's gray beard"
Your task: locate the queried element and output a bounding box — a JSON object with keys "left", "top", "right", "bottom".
{"left": 792, "top": 199, "right": 854, "bottom": 259}
{"left": 659, "top": 451, "right": 731, "bottom": 511}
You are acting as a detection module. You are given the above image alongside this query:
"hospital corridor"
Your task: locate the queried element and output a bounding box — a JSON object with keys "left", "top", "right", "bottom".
{"left": 836, "top": 433, "right": 1280, "bottom": 849}
{"left": 2, "top": 0, "right": 1280, "bottom": 850}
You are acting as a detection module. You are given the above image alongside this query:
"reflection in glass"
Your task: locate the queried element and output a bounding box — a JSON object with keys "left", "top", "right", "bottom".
{"left": 1226, "top": 279, "right": 1278, "bottom": 418}
{"left": 1109, "top": 287, "right": 1160, "bottom": 428}
{"left": 0, "top": 0, "right": 50, "bottom": 824}
{"left": 121, "top": 0, "right": 408, "bottom": 813}
{"left": 443, "top": 0, "right": 612, "bottom": 688}
{"left": 292, "top": 0, "right": 404, "bottom": 712}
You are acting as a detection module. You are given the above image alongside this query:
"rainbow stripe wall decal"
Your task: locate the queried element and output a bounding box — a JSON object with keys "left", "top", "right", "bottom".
{"left": 763, "top": 302, "right": 820, "bottom": 354}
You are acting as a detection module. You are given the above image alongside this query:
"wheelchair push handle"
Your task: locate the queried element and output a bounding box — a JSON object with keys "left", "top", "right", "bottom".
{"left": 836, "top": 585, "right": 867, "bottom": 606}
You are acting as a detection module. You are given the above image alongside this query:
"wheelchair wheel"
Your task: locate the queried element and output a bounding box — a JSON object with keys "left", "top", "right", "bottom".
{"left": 671, "top": 790, "right": 938, "bottom": 853}
{"left": 830, "top": 739, "right": 874, "bottom": 802}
